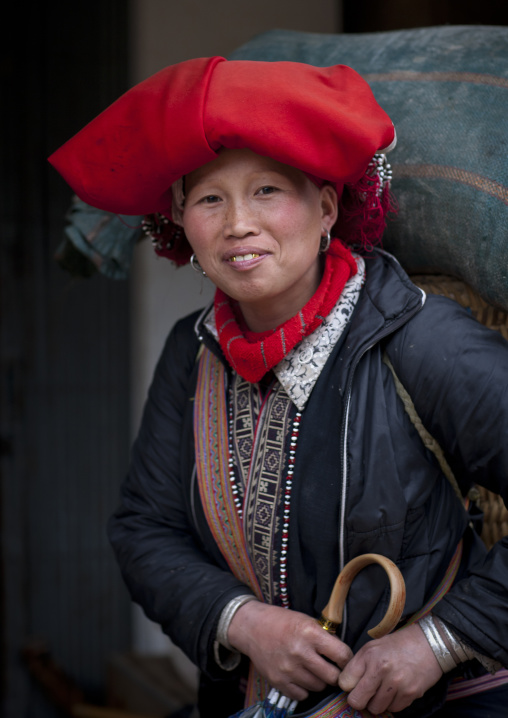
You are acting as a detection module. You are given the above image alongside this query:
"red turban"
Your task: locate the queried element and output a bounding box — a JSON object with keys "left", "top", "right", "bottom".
{"left": 48, "top": 57, "right": 395, "bottom": 218}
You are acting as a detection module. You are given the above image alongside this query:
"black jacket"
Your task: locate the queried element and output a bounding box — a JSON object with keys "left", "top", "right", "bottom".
{"left": 108, "top": 251, "right": 508, "bottom": 714}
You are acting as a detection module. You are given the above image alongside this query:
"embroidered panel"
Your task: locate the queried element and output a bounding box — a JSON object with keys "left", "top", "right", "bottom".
{"left": 230, "top": 375, "right": 295, "bottom": 604}
{"left": 230, "top": 372, "right": 261, "bottom": 502}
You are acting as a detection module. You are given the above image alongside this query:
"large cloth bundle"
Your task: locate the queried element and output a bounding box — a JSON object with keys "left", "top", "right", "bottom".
{"left": 229, "top": 25, "right": 508, "bottom": 311}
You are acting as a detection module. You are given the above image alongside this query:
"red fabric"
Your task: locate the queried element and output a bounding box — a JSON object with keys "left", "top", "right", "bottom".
{"left": 214, "top": 240, "right": 357, "bottom": 383}
{"left": 49, "top": 57, "right": 222, "bottom": 214}
{"left": 48, "top": 57, "right": 395, "bottom": 218}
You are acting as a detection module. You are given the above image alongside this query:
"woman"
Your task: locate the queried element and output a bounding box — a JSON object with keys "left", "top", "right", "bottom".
{"left": 49, "top": 57, "right": 508, "bottom": 717}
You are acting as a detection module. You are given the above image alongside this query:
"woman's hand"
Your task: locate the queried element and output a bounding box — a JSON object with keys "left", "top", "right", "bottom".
{"left": 227, "top": 601, "right": 353, "bottom": 702}
{"left": 338, "top": 623, "right": 443, "bottom": 714}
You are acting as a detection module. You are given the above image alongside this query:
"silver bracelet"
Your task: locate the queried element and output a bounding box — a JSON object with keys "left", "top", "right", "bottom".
{"left": 434, "top": 616, "right": 474, "bottom": 663}
{"left": 434, "top": 616, "right": 503, "bottom": 675}
{"left": 418, "top": 615, "right": 457, "bottom": 673}
{"left": 213, "top": 641, "right": 242, "bottom": 672}
{"left": 216, "top": 594, "right": 258, "bottom": 651}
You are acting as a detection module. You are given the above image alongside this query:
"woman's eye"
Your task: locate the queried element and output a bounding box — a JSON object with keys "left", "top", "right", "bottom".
{"left": 200, "top": 195, "right": 221, "bottom": 204}
{"left": 257, "top": 186, "right": 277, "bottom": 196}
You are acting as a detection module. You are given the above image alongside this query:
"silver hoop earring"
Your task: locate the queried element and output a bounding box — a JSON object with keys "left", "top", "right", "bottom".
{"left": 319, "top": 229, "right": 331, "bottom": 254}
{"left": 190, "top": 253, "right": 207, "bottom": 276}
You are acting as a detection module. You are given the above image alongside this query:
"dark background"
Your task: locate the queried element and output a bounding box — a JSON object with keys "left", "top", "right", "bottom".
{"left": 1, "top": 1, "right": 506, "bottom": 716}
{"left": 1, "top": 2, "right": 131, "bottom": 715}
{"left": 344, "top": 0, "right": 508, "bottom": 31}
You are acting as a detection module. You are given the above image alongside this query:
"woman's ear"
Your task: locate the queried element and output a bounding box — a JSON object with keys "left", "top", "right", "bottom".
{"left": 320, "top": 184, "right": 339, "bottom": 231}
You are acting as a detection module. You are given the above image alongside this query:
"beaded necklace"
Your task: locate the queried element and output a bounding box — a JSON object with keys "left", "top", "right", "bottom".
{"left": 279, "top": 410, "right": 302, "bottom": 608}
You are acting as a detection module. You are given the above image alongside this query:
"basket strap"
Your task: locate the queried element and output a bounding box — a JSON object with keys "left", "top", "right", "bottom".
{"left": 403, "top": 540, "right": 463, "bottom": 626}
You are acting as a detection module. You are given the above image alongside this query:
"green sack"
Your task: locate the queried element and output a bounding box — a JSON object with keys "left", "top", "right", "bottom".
{"left": 55, "top": 196, "right": 143, "bottom": 280}
{"left": 229, "top": 25, "right": 508, "bottom": 311}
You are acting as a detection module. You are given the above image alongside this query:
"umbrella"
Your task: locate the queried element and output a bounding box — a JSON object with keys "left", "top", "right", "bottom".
{"left": 229, "top": 688, "right": 298, "bottom": 718}
{"left": 229, "top": 553, "right": 406, "bottom": 718}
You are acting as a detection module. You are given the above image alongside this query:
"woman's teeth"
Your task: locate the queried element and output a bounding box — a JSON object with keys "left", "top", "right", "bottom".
{"left": 230, "top": 253, "right": 260, "bottom": 262}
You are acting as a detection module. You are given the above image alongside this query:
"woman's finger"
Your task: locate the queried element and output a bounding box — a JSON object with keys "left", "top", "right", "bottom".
{"left": 316, "top": 629, "right": 354, "bottom": 670}
{"left": 367, "top": 679, "right": 418, "bottom": 716}
{"left": 340, "top": 658, "right": 381, "bottom": 711}
{"left": 298, "top": 650, "right": 342, "bottom": 688}
{"left": 288, "top": 666, "right": 328, "bottom": 694}
{"left": 337, "top": 652, "right": 365, "bottom": 694}
{"left": 254, "top": 661, "right": 328, "bottom": 701}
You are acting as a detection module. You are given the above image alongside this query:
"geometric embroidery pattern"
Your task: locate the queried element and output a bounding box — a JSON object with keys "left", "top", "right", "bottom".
{"left": 230, "top": 374, "right": 295, "bottom": 604}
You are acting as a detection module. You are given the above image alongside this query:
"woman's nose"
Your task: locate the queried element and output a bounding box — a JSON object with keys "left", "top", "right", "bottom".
{"left": 224, "top": 199, "right": 260, "bottom": 238}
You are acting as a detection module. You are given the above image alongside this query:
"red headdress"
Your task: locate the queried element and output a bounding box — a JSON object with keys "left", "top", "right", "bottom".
{"left": 49, "top": 56, "right": 396, "bottom": 265}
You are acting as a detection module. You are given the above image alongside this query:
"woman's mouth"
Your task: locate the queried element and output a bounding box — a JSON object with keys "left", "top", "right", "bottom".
{"left": 230, "top": 253, "right": 260, "bottom": 262}
{"left": 223, "top": 249, "right": 268, "bottom": 269}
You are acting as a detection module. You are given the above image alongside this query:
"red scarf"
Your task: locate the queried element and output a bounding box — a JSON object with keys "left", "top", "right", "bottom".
{"left": 214, "top": 240, "right": 357, "bottom": 383}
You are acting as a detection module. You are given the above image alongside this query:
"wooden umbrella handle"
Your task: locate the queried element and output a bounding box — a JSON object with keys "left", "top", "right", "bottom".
{"left": 319, "top": 553, "right": 406, "bottom": 639}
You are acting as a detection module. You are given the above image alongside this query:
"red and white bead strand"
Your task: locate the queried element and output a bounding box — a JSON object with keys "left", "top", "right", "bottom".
{"left": 228, "top": 400, "right": 244, "bottom": 520}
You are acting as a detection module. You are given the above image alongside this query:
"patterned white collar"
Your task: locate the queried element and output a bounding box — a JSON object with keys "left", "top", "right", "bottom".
{"left": 202, "top": 255, "right": 366, "bottom": 411}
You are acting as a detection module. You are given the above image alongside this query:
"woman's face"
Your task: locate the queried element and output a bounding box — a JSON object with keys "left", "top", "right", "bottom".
{"left": 182, "top": 148, "right": 338, "bottom": 331}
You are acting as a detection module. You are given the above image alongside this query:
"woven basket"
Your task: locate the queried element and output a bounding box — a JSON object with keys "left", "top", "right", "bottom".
{"left": 412, "top": 274, "right": 508, "bottom": 549}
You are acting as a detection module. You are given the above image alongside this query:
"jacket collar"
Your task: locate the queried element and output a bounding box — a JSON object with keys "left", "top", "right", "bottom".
{"left": 272, "top": 257, "right": 365, "bottom": 409}
{"left": 195, "top": 250, "right": 425, "bottom": 403}
{"left": 334, "top": 249, "right": 425, "bottom": 395}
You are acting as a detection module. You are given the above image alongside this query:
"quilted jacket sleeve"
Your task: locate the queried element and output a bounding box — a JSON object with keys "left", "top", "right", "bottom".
{"left": 108, "top": 313, "right": 253, "bottom": 677}
{"left": 386, "top": 294, "right": 508, "bottom": 667}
